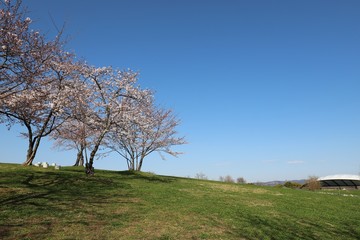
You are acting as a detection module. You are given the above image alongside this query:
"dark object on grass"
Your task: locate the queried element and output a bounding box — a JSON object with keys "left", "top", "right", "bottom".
{"left": 85, "top": 163, "right": 95, "bottom": 176}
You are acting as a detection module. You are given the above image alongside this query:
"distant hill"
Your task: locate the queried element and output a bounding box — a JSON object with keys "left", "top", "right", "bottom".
{"left": 255, "top": 179, "right": 306, "bottom": 186}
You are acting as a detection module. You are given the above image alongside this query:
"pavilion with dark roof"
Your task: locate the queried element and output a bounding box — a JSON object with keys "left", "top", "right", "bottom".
{"left": 318, "top": 174, "right": 360, "bottom": 190}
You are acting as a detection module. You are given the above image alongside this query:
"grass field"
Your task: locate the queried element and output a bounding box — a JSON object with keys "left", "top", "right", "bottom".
{"left": 0, "top": 163, "right": 359, "bottom": 240}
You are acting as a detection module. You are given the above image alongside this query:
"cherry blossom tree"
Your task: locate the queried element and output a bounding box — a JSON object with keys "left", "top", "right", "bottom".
{"left": 0, "top": 0, "right": 187, "bottom": 172}
{"left": 52, "top": 119, "right": 90, "bottom": 166}
{"left": 0, "top": 51, "right": 79, "bottom": 165}
{"left": 1, "top": 0, "right": 30, "bottom": 98}
{"left": 50, "top": 67, "right": 94, "bottom": 166}
{"left": 0, "top": 0, "right": 75, "bottom": 165}
{"left": 107, "top": 97, "right": 186, "bottom": 171}
{"left": 74, "top": 66, "right": 150, "bottom": 174}
{"left": 0, "top": 0, "right": 60, "bottom": 100}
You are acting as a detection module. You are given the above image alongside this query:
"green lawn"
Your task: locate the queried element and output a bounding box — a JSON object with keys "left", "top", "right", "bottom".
{"left": 0, "top": 163, "right": 359, "bottom": 240}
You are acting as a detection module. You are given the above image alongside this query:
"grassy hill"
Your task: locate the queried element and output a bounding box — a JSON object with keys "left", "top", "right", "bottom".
{"left": 0, "top": 163, "right": 359, "bottom": 240}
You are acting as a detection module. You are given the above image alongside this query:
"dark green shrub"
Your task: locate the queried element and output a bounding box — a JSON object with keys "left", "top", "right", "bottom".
{"left": 284, "top": 181, "right": 302, "bottom": 189}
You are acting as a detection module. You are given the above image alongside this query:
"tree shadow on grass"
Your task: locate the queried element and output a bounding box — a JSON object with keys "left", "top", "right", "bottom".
{"left": 0, "top": 169, "right": 135, "bottom": 239}
{"left": 230, "top": 210, "right": 360, "bottom": 240}
{"left": 117, "top": 170, "right": 178, "bottom": 183}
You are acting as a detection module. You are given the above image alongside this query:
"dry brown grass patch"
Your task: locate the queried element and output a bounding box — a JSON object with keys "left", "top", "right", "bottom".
{"left": 208, "top": 183, "right": 269, "bottom": 194}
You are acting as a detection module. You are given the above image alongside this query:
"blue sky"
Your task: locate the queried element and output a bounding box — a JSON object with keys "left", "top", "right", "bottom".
{"left": 1, "top": 0, "right": 360, "bottom": 182}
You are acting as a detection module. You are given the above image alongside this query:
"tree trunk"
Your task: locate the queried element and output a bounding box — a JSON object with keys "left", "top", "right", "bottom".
{"left": 87, "top": 130, "right": 107, "bottom": 175}
{"left": 136, "top": 156, "right": 139, "bottom": 171}
{"left": 23, "top": 147, "right": 35, "bottom": 166}
{"left": 23, "top": 138, "right": 34, "bottom": 166}
{"left": 22, "top": 137, "right": 42, "bottom": 166}
{"left": 129, "top": 157, "right": 135, "bottom": 171}
{"left": 23, "top": 138, "right": 41, "bottom": 166}
{"left": 22, "top": 111, "right": 53, "bottom": 166}
{"left": 85, "top": 147, "right": 97, "bottom": 175}
{"left": 74, "top": 145, "right": 85, "bottom": 166}
{"left": 136, "top": 152, "right": 146, "bottom": 171}
{"left": 23, "top": 132, "right": 43, "bottom": 166}
{"left": 126, "top": 158, "right": 133, "bottom": 171}
{"left": 86, "top": 105, "right": 111, "bottom": 175}
{"left": 22, "top": 124, "right": 34, "bottom": 166}
{"left": 137, "top": 156, "right": 144, "bottom": 171}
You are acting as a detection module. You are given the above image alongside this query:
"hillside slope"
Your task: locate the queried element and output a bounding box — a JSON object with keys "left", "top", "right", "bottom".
{"left": 0, "top": 163, "right": 359, "bottom": 239}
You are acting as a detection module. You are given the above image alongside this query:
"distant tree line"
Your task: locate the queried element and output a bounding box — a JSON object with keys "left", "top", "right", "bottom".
{"left": 219, "top": 175, "right": 247, "bottom": 184}
{"left": 275, "top": 176, "right": 321, "bottom": 190}
{"left": 0, "top": 0, "right": 185, "bottom": 174}
{"left": 194, "top": 173, "right": 247, "bottom": 184}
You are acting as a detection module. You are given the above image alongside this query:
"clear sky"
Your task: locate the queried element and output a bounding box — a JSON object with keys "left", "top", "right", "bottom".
{"left": 1, "top": 0, "right": 359, "bottom": 182}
